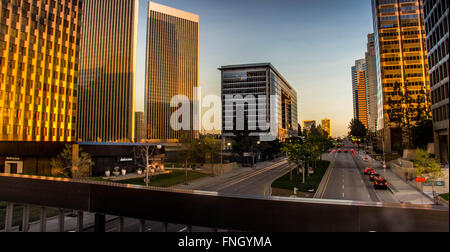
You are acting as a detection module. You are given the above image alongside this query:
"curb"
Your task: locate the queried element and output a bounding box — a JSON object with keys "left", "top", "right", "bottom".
{"left": 314, "top": 157, "right": 336, "bottom": 199}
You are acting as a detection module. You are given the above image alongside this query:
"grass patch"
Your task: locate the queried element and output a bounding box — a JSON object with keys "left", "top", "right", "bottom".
{"left": 85, "top": 170, "right": 209, "bottom": 188}
{"left": 272, "top": 160, "right": 330, "bottom": 193}
{"left": 117, "top": 170, "right": 208, "bottom": 187}
{"left": 440, "top": 193, "right": 449, "bottom": 202}
{"left": 0, "top": 204, "right": 64, "bottom": 230}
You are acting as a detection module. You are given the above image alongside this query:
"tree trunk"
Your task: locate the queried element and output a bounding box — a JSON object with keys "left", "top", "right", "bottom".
{"left": 302, "top": 164, "right": 306, "bottom": 184}
{"left": 289, "top": 161, "right": 293, "bottom": 181}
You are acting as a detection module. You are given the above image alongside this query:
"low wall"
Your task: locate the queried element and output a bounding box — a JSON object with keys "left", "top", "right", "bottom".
{"left": 389, "top": 159, "right": 416, "bottom": 181}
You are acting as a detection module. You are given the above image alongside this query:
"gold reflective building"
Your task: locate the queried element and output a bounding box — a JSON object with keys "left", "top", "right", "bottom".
{"left": 77, "top": 0, "right": 139, "bottom": 142}
{"left": 352, "top": 59, "right": 369, "bottom": 129}
{"left": 372, "top": 0, "right": 432, "bottom": 152}
{"left": 322, "top": 119, "right": 331, "bottom": 137}
{"left": 0, "top": 0, "right": 82, "bottom": 142}
{"left": 145, "top": 2, "right": 199, "bottom": 143}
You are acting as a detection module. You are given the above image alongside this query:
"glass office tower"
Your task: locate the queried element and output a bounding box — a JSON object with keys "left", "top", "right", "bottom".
{"left": 366, "top": 33, "right": 379, "bottom": 133}
{"left": 372, "top": 0, "right": 432, "bottom": 152}
{"left": 352, "top": 59, "right": 369, "bottom": 129}
{"left": 145, "top": 2, "right": 199, "bottom": 143}
{"left": 0, "top": 0, "right": 82, "bottom": 142}
{"left": 424, "top": 0, "right": 449, "bottom": 164}
{"left": 220, "top": 63, "right": 299, "bottom": 142}
{"left": 77, "top": 0, "right": 139, "bottom": 142}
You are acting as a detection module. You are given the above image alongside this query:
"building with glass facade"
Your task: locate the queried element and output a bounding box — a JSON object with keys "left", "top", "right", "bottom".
{"left": 322, "top": 119, "right": 331, "bottom": 137}
{"left": 352, "top": 59, "right": 369, "bottom": 129}
{"left": 145, "top": 2, "right": 199, "bottom": 143}
{"left": 424, "top": 0, "right": 449, "bottom": 164}
{"left": 372, "top": 0, "right": 432, "bottom": 152}
{"left": 302, "top": 120, "right": 316, "bottom": 133}
{"left": 366, "top": 33, "right": 379, "bottom": 133}
{"left": 220, "top": 63, "right": 298, "bottom": 141}
{"left": 135, "top": 111, "right": 146, "bottom": 143}
{"left": 0, "top": 0, "right": 82, "bottom": 142}
{"left": 77, "top": 0, "right": 139, "bottom": 142}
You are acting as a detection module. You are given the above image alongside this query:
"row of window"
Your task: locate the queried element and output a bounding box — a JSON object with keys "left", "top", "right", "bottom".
{"left": 0, "top": 124, "right": 75, "bottom": 138}
{"left": 431, "top": 82, "right": 449, "bottom": 104}
{"left": 432, "top": 104, "right": 449, "bottom": 122}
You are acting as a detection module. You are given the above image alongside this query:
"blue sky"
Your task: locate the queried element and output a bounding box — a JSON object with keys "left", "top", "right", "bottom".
{"left": 135, "top": 0, "right": 374, "bottom": 137}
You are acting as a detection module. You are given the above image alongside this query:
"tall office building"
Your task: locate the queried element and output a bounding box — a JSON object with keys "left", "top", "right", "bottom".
{"left": 77, "top": 0, "right": 139, "bottom": 142}
{"left": 322, "top": 119, "right": 331, "bottom": 137}
{"left": 366, "top": 33, "right": 379, "bottom": 133}
{"left": 0, "top": 0, "right": 82, "bottom": 142}
{"left": 351, "top": 59, "right": 369, "bottom": 129}
{"left": 135, "top": 112, "right": 146, "bottom": 143}
{"left": 145, "top": 2, "right": 199, "bottom": 143}
{"left": 220, "top": 63, "right": 299, "bottom": 141}
{"left": 302, "top": 120, "right": 316, "bottom": 133}
{"left": 372, "top": 0, "right": 432, "bottom": 152}
{"left": 424, "top": 0, "right": 449, "bottom": 164}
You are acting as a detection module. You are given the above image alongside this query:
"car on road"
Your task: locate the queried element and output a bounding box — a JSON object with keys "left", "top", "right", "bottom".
{"left": 374, "top": 178, "right": 389, "bottom": 190}
{"left": 364, "top": 168, "right": 375, "bottom": 175}
{"left": 344, "top": 149, "right": 349, "bottom": 153}
{"left": 337, "top": 149, "right": 342, "bottom": 153}
{"left": 370, "top": 174, "right": 381, "bottom": 182}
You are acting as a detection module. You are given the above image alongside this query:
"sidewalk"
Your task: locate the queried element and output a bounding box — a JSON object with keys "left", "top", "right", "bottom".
{"left": 358, "top": 152, "right": 433, "bottom": 205}
{"left": 172, "top": 158, "right": 286, "bottom": 190}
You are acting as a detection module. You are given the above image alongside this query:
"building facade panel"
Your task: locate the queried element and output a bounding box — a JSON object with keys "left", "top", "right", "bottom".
{"left": 424, "top": 0, "right": 449, "bottom": 164}
{"left": 145, "top": 2, "right": 199, "bottom": 143}
{"left": 0, "top": 0, "right": 82, "bottom": 142}
{"left": 77, "top": 0, "right": 139, "bottom": 142}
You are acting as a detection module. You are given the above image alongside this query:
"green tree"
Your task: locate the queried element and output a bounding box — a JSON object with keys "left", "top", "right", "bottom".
{"left": 348, "top": 119, "right": 367, "bottom": 141}
{"left": 411, "top": 119, "right": 433, "bottom": 149}
{"left": 414, "top": 149, "right": 444, "bottom": 204}
{"left": 51, "top": 144, "right": 94, "bottom": 178}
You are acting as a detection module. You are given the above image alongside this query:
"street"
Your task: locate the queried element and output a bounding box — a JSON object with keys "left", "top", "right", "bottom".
{"left": 197, "top": 160, "right": 289, "bottom": 197}
{"left": 321, "top": 145, "right": 397, "bottom": 203}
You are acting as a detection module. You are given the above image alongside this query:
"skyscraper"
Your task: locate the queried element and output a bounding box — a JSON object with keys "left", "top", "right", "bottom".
{"left": 322, "top": 119, "right": 331, "bottom": 137}
{"left": 423, "top": 0, "right": 449, "bottom": 164}
{"left": 220, "top": 63, "right": 299, "bottom": 141}
{"left": 135, "top": 112, "right": 146, "bottom": 143}
{"left": 372, "top": 0, "right": 432, "bottom": 152}
{"left": 351, "top": 59, "right": 369, "bottom": 129}
{"left": 0, "top": 0, "right": 82, "bottom": 142}
{"left": 303, "top": 120, "right": 316, "bottom": 133}
{"left": 145, "top": 2, "right": 199, "bottom": 143}
{"left": 366, "top": 33, "right": 379, "bottom": 133}
{"left": 77, "top": 0, "right": 139, "bottom": 142}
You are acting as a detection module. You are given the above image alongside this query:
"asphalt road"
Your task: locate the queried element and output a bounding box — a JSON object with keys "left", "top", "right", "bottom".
{"left": 322, "top": 146, "right": 397, "bottom": 203}
{"left": 198, "top": 160, "right": 289, "bottom": 197}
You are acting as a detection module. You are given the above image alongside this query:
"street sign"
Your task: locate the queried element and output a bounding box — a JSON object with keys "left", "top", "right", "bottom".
{"left": 416, "top": 177, "right": 426, "bottom": 183}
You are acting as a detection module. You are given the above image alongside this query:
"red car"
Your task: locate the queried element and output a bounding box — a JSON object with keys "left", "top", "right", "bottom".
{"left": 337, "top": 149, "right": 342, "bottom": 153}
{"left": 364, "top": 168, "right": 375, "bottom": 175}
{"left": 374, "top": 178, "right": 389, "bottom": 190}
{"left": 370, "top": 174, "right": 381, "bottom": 182}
